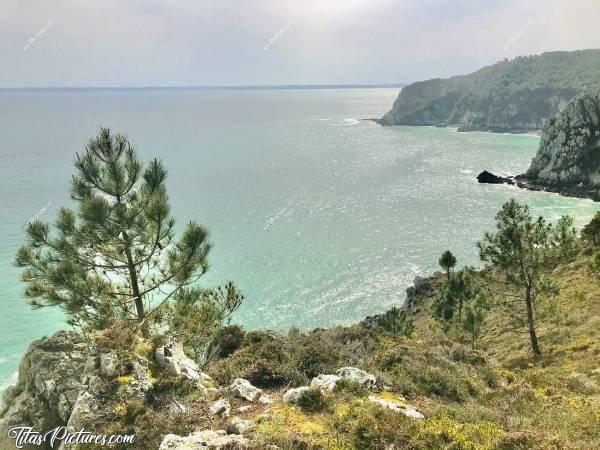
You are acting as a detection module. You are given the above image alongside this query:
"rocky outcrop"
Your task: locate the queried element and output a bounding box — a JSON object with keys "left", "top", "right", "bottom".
{"left": 229, "top": 378, "right": 262, "bottom": 402}
{"left": 282, "top": 386, "right": 311, "bottom": 404}
{"left": 336, "top": 367, "right": 377, "bottom": 389}
{"left": 377, "top": 50, "right": 600, "bottom": 132}
{"left": 367, "top": 395, "right": 424, "bottom": 420}
{"left": 159, "top": 429, "right": 248, "bottom": 449}
{"left": 477, "top": 170, "right": 515, "bottom": 185}
{"left": 0, "top": 331, "right": 87, "bottom": 449}
{"left": 156, "top": 339, "right": 212, "bottom": 384}
{"left": 518, "top": 95, "right": 600, "bottom": 201}
{"left": 310, "top": 374, "right": 340, "bottom": 392}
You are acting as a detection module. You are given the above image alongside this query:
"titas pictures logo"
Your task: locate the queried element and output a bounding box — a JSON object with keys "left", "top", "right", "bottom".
{"left": 8, "top": 426, "right": 136, "bottom": 448}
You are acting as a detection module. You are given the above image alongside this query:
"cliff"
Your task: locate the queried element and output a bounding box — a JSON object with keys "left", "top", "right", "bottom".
{"left": 378, "top": 49, "right": 600, "bottom": 132}
{"left": 519, "top": 94, "right": 600, "bottom": 200}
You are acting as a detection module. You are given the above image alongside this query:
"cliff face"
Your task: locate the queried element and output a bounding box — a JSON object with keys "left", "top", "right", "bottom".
{"left": 379, "top": 49, "right": 600, "bottom": 131}
{"left": 521, "top": 95, "right": 600, "bottom": 200}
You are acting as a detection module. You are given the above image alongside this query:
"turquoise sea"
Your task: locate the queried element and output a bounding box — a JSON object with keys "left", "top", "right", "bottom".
{"left": 0, "top": 88, "right": 598, "bottom": 390}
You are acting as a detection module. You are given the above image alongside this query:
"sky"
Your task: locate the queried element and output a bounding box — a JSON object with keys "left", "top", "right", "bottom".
{"left": 2, "top": 0, "right": 600, "bottom": 87}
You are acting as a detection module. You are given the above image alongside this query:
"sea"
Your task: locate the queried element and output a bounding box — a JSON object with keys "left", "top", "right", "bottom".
{"left": 0, "top": 87, "right": 598, "bottom": 391}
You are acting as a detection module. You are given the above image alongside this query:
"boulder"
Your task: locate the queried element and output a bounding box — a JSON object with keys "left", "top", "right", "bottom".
{"left": 336, "top": 367, "right": 377, "bottom": 389}
{"left": 282, "top": 386, "right": 311, "bottom": 404}
{"left": 310, "top": 374, "right": 340, "bottom": 392}
{"left": 210, "top": 398, "right": 231, "bottom": 418}
{"left": 229, "top": 378, "right": 262, "bottom": 402}
{"left": 99, "top": 352, "right": 119, "bottom": 378}
{"left": 227, "top": 417, "right": 255, "bottom": 435}
{"left": 156, "top": 339, "right": 208, "bottom": 382}
{"left": 368, "top": 395, "right": 424, "bottom": 420}
{"left": 477, "top": 170, "right": 514, "bottom": 185}
{"left": 159, "top": 430, "right": 248, "bottom": 449}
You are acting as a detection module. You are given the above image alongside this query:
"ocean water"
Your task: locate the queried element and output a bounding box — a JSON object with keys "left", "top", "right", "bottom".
{"left": 0, "top": 88, "right": 598, "bottom": 390}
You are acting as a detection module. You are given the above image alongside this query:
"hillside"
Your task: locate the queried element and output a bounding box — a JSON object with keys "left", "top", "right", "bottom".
{"left": 378, "top": 49, "right": 600, "bottom": 132}
{"left": 1, "top": 237, "right": 599, "bottom": 449}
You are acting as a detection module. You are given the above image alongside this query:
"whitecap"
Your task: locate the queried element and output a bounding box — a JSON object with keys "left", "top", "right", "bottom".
{"left": 460, "top": 169, "right": 473, "bottom": 174}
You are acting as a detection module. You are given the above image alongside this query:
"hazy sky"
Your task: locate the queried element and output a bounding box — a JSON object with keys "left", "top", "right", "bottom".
{"left": 2, "top": 0, "right": 600, "bottom": 87}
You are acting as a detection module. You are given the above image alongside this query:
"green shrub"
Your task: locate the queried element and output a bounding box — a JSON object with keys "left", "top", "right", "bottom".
{"left": 210, "top": 325, "right": 245, "bottom": 358}
{"left": 297, "top": 388, "right": 330, "bottom": 413}
{"left": 333, "top": 378, "right": 370, "bottom": 398}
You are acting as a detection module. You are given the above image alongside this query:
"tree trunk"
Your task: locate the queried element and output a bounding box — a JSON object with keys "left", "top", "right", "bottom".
{"left": 122, "top": 232, "right": 145, "bottom": 322}
{"left": 525, "top": 284, "right": 541, "bottom": 355}
{"left": 446, "top": 269, "right": 450, "bottom": 282}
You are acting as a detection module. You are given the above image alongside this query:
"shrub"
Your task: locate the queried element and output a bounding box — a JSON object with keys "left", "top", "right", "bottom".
{"left": 297, "top": 388, "right": 330, "bottom": 413}
{"left": 333, "top": 378, "right": 370, "bottom": 398}
{"left": 210, "top": 325, "right": 245, "bottom": 358}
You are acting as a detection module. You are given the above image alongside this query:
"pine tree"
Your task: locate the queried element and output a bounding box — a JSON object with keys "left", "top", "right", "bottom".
{"left": 439, "top": 250, "right": 457, "bottom": 282}
{"left": 478, "top": 199, "right": 577, "bottom": 355}
{"left": 16, "top": 128, "right": 217, "bottom": 331}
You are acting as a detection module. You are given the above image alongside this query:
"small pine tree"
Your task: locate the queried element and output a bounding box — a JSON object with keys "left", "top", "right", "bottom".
{"left": 16, "top": 128, "right": 239, "bottom": 332}
{"left": 478, "top": 199, "right": 577, "bottom": 356}
{"left": 461, "top": 300, "right": 486, "bottom": 350}
{"left": 380, "top": 306, "right": 414, "bottom": 336}
{"left": 439, "top": 250, "right": 457, "bottom": 281}
{"left": 433, "top": 269, "right": 478, "bottom": 326}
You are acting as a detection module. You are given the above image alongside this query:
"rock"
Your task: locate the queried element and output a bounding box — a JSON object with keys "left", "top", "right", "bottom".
{"left": 159, "top": 429, "right": 248, "bottom": 449}
{"left": 0, "top": 330, "right": 87, "bottom": 448}
{"left": 229, "top": 378, "right": 262, "bottom": 402}
{"left": 99, "top": 352, "right": 119, "bottom": 378}
{"left": 210, "top": 398, "right": 231, "bottom": 418}
{"left": 227, "top": 417, "right": 255, "bottom": 435}
{"left": 258, "top": 394, "right": 272, "bottom": 404}
{"left": 156, "top": 339, "right": 207, "bottom": 382}
{"left": 336, "top": 367, "right": 377, "bottom": 389}
{"left": 282, "top": 386, "right": 311, "bottom": 404}
{"left": 310, "top": 374, "right": 340, "bottom": 391}
{"left": 168, "top": 399, "right": 188, "bottom": 414}
{"left": 238, "top": 405, "right": 253, "bottom": 412}
{"left": 521, "top": 94, "right": 600, "bottom": 201}
{"left": 477, "top": 170, "right": 515, "bottom": 185}
{"left": 368, "top": 395, "right": 424, "bottom": 420}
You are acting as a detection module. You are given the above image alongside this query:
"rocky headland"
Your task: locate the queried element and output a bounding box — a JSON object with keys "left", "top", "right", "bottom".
{"left": 478, "top": 94, "right": 600, "bottom": 201}
{"left": 376, "top": 49, "right": 600, "bottom": 132}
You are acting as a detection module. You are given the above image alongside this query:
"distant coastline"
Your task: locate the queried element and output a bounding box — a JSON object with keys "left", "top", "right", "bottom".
{"left": 0, "top": 83, "right": 406, "bottom": 92}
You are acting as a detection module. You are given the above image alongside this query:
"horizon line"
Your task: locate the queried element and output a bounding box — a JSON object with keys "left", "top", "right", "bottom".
{"left": 0, "top": 83, "right": 406, "bottom": 91}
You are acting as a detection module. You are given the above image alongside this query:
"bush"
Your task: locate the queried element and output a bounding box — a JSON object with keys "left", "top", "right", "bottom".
{"left": 333, "top": 378, "right": 370, "bottom": 398}
{"left": 297, "top": 388, "right": 330, "bottom": 413}
{"left": 210, "top": 325, "right": 245, "bottom": 358}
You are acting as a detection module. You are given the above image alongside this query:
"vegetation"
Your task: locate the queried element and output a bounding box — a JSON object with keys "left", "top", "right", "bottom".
{"left": 15, "top": 128, "right": 242, "bottom": 345}
{"left": 381, "top": 49, "right": 600, "bottom": 130}
{"left": 438, "top": 250, "right": 457, "bottom": 282}
{"left": 478, "top": 199, "right": 577, "bottom": 355}
{"left": 582, "top": 211, "right": 600, "bottom": 245}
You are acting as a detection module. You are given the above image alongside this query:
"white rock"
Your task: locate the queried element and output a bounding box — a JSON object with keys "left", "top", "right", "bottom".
{"left": 336, "top": 367, "right": 377, "bottom": 389}
{"left": 282, "top": 386, "right": 311, "bottom": 404}
{"left": 368, "top": 395, "right": 424, "bottom": 420}
{"left": 258, "top": 394, "right": 272, "bottom": 404}
{"left": 159, "top": 430, "right": 248, "bottom": 449}
{"left": 99, "top": 352, "right": 119, "bottom": 378}
{"left": 155, "top": 339, "right": 205, "bottom": 382}
{"left": 209, "top": 398, "right": 231, "bottom": 418}
{"left": 229, "top": 378, "right": 262, "bottom": 402}
{"left": 310, "top": 374, "right": 340, "bottom": 391}
{"left": 227, "top": 417, "right": 255, "bottom": 435}
{"left": 238, "top": 405, "right": 252, "bottom": 412}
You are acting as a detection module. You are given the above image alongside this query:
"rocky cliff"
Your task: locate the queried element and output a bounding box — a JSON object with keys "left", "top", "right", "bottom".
{"left": 378, "top": 49, "right": 600, "bottom": 132}
{"left": 519, "top": 94, "right": 600, "bottom": 200}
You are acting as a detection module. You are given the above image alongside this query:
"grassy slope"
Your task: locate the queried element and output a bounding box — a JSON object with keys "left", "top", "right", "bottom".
{"left": 210, "top": 249, "right": 600, "bottom": 449}
{"left": 98, "top": 248, "right": 599, "bottom": 450}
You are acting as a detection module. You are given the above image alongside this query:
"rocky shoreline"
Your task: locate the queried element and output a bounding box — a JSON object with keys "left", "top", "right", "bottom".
{"left": 477, "top": 170, "right": 600, "bottom": 202}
